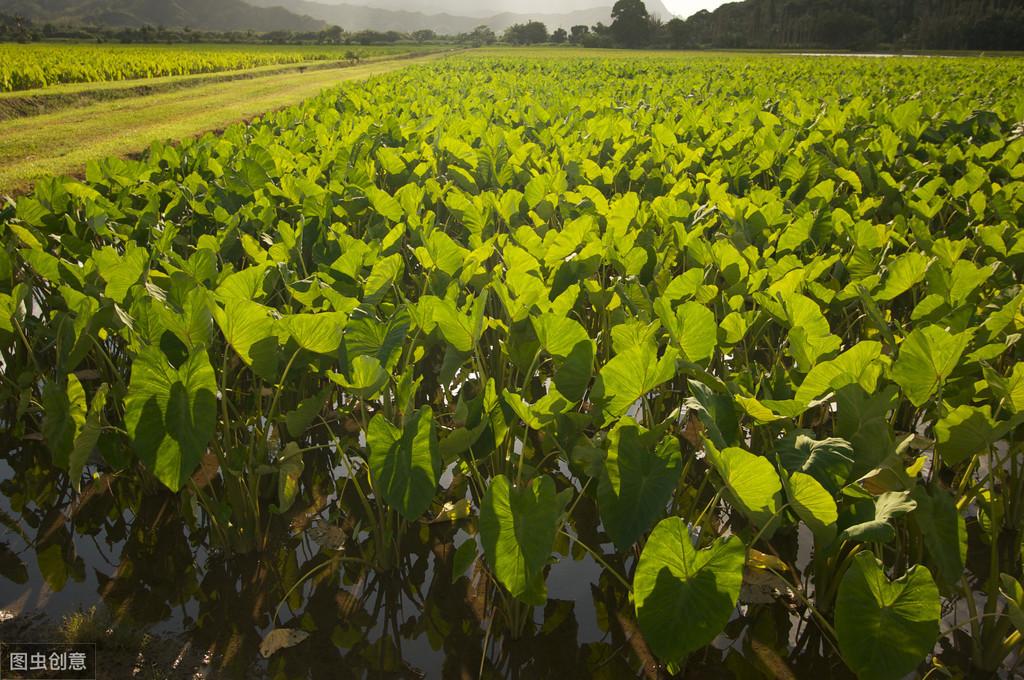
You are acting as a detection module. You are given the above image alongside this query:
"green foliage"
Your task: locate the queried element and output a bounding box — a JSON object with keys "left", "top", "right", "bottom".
{"left": 835, "top": 553, "right": 941, "bottom": 680}
{"left": 3, "top": 53, "right": 1023, "bottom": 676}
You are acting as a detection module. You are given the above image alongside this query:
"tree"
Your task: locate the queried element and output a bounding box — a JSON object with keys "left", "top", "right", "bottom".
{"left": 322, "top": 25, "right": 344, "bottom": 44}
{"left": 569, "top": 24, "right": 589, "bottom": 43}
{"left": 663, "top": 17, "right": 690, "bottom": 49}
{"left": 610, "top": 0, "right": 650, "bottom": 47}
{"left": 504, "top": 21, "right": 548, "bottom": 45}
{"left": 469, "top": 25, "right": 496, "bottom": 45}
{"left": 550, "top": 27, "right": 567, "bottom": 43}
{"left": 412, "top": 29, "right": 436, "bottom": 42}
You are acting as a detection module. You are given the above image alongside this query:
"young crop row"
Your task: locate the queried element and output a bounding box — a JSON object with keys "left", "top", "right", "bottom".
{"left": 2, "top": 54, "right": 1024, "bottom": 676}
{"left": 0, "top": 43, "right": 401, "bottom": 93}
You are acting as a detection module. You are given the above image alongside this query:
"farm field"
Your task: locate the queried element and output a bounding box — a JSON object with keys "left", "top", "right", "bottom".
{"left": 0, "top": 42, "right": 427, "bottom": 92}
{"left": 1, "top": 50, "right": 1024, "bottom": 678}
{"left": 0, "top": 50, "right": 451, "bottom": 193}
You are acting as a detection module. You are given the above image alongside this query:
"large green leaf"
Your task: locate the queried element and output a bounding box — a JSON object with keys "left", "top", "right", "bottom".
{"left": 125, "top": 347, "right": 217, "bottom": 492}
{"left": 656, "top": 300, "right": 718, "bottom": 363}
{"left": 934, "top": 404, "right": 996, "bottom": 467}
{"left": 367, "top": 407, "right": 440, "bottom": 521}
{"left": 597, "top": 418, "right": 683, "bottom": 550}
{"left": 282, "top": 312, "right": 347, "bottom": 355}
{"left": 836, "top": 385, "right": 898, "bottom": 478}
{"left": 835, "top": 552, "right": 940, "bottom": 680}
{"left": 328, "top": 354, "right": 389, "bottom": 399}
{"left": 634, "top": 517, "right": 745, "bottom": 663}
{"left": 684, "top": 379, "right": 739, "bottom": 449}
{"left": 775, "top": 431, "right": 854, "bottom": 494}
{"left": 705, "top": 445, "right": 783, "bottom": 530}
{"left": 42, "top": 374, "right": 87, "bottom": 467}
{"left": 213, "top": 300, "right": 279, "bottom": 380}
{"left": 892, "top": 326, "right": 971, "bottom": 407}
{"left": 795, "top": 341, "right": 883, "bottom": 403}
{"left": 480, "top": 474, "right": 568, "bottom": 605}
{"left": 597, "top": 340, "right": 678, "bottom": 420}
{"left": 839, "top": 491, "right": 917, "bottom": 544}
{"left": 911, "top": 486, "right": 966, "bottom": 591}
{"left": 783, "top": 471, "right": 838, "bottom": 543}
{"left": 68, "top": 383, "right": 109, "bottom": 492}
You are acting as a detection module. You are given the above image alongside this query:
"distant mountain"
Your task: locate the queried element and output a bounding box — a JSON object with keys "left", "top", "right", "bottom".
{"left": 243, "top": 0, "right": 637, "bottom": 32}
{"left": 0, "top": 0, "right": 326, "bottom": 31}
{"left": 304, "top": 0, "right": 674, "bottom": 19}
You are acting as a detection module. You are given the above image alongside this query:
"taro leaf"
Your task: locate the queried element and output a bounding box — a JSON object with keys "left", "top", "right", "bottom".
{"left": 999, "top": 574, "right": 1024, "bottom": 632}
{"left": 451, "top": 538, "right": 478, "bottom": 584}
{"left": 835, "top": 552, "right": 940, "bottom": 680}
{"left": 684, "top": 379, "right": 739, "bottom": 449}
{"left": 934, "top": 405, "right": 996, "bottom": 467}
{"left": 553, "top": 340, "right": 594, "bottom": 402}
{"left": 674, "top": 302, "right": 718, "bottom": 363}
{"left": 125, "top": 347, "right": 217, "bottom": 492}
{"left": 68, "top": 383, "right": 109, "bottom": 492}
{"left": 775, "top": 431, "right": 854, "bottom": 494}
{"left": 480, "top": 474, "right": 568, "bottom": 605}
{"left": 92, "top": 244, "right": 148, "bottom": 303}
{"left": 432, "top": 295, "right": 485, "bottom": 353}
{"left": 532, "top": 313, "right": 595, "bottom": 402}
{"left": 367, "top": 408, "right": 440, "bottom": 521}
{"left": 705, "top": 444, "right": 783, "bottom": 531}
{"left": 328, "top": 354, "right": 389, "bottom": 399}
{"left": 783, "top": 471, "right": 838, "bottom": 544}
{"left": 596, "top": 341, "right": 678, "bottom": 421}
{"left": 836, "top": 385, "right": 899, "bottom": 478}
{"left": 597, "top": 418, "right": 683, "bottom": 550}
{"left": 782, "top": 293, "right": 841, "bottom": 373}
{"left": 875, "top": 251, "right": 929, "bottom": 302}
{"left": 911, "top": 486, "right": 966, "bottom": 591}
{"left": 655, "top": 299, "right": 718, "bottom": 363}
{"left": 42, "top": 374, "right": 87, "bottom": 467}
{"left": 532, "top": 313, "right": 590, "bottom": 358}
{"left": 839, "top": 491, "right": 917, "bottom": 544}
{"left": 344, "top": 312, "right": 410, "bottom": 369}
{"left": 275, "top": 442, "right": 304, "bottom": 514}
{"left": 364, "top": 253, "right": 403, "bottom": 299}
{"left": 215, "top": 264, "right": 268, "bottom": 303}
{"left": 282, "top": 312, "right": 347, "bottom": 355}
{"left": 892, "top": 326, "right": 971, "bottom": 407}
{"left": 634, "top": 517, "right": 745, "bottom": 663}
{"left": 285, "top": 387, "right": 329, "bottom": 439}
{"left": 364, "top": 186, "right": 403, "bottom": 222}
{"left": 1001, "top": 363, "right": 1024, "bottom": 413}
{"left": 213, "top": 300, "right": 279, "bottom": 380}
{"left": 159, "top": 286, "right": 212, "bottom": 351}
{"left": 795, "top": 341, "right": 883, "bottom": 403}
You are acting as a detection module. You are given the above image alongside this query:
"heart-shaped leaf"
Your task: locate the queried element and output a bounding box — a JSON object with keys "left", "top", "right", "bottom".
{"left": 125, "top": 347, "right": 217, "bottom": 492}
{"left": 835, "top": 552, "right": 940, "bottom": 680}
{"left": 634, "top": 517, "right": 745, "bottom": 663}
{"left": 480, "top": 474, "right": 568, "bottom": 605}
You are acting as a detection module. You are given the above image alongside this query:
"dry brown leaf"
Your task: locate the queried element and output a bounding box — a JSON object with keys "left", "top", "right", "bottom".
{"left": 259, "top": 628, "right": 310, "bottom": 658}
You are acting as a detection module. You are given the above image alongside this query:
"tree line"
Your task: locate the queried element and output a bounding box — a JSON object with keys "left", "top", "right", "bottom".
{"left": 3, "top": 0, "right": 1022, "bottom": 50}
{"left": 505, "top": 0, "right": 1024, "bottom": 51}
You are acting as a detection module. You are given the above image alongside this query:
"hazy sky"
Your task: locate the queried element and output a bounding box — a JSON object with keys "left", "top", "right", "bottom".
{"left": 660, "top": 0, "right": 728, "bottom": 17}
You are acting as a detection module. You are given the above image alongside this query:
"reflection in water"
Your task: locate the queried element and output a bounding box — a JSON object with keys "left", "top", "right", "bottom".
{"left": 0, "top": 437, "right": 681, "bottom": 679}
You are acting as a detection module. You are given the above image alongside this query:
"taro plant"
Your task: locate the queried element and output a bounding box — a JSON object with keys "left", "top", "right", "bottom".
{"left": 2, "top": 53, "right": 1024, "bottom": 676}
